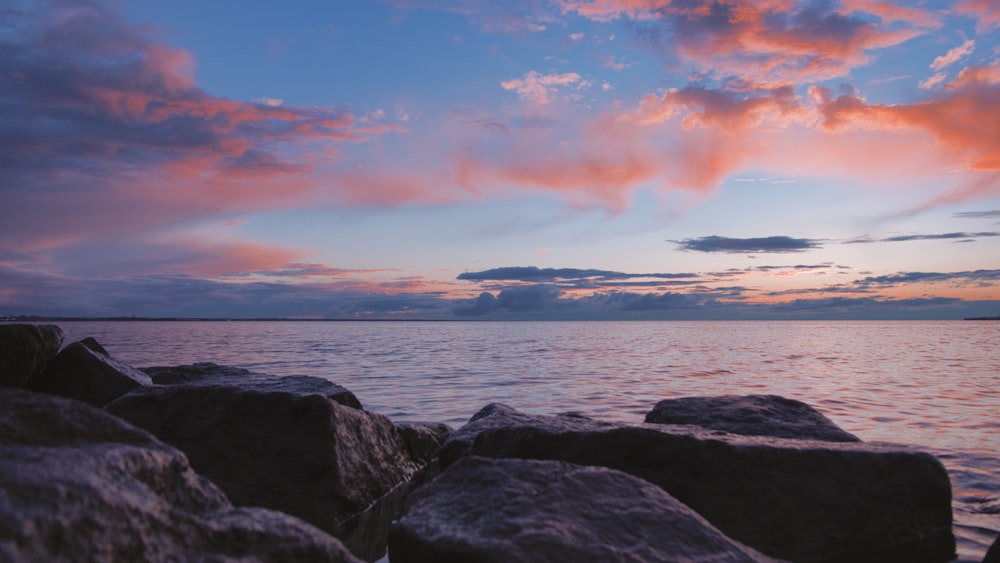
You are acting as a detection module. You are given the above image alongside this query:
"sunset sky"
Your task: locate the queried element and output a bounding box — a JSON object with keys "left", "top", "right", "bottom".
{"left": 3, "top": 0, "right": 1000, "bottom": 319}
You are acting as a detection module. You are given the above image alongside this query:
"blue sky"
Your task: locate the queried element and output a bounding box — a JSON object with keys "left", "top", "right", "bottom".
{"left": 2, "top": 0, "right": 1000, "bottom": 319}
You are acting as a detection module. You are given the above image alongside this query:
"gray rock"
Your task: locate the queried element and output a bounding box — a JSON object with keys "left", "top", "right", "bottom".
{"left": 140, "top": 362, "right": 363, "bottom": 409}
{"left": 0, "top": 324, "right": 64, "bottom": 388}
{"left": 389, "top": 456, "right": 778, "bottom": 563}
{"left": 440, "top": 402, "right": 610, "bottom": 467}
{"left": 452, "top": 403, "right": 955, "bottom": 563}
{"left": 0, "top": 388, "right": 361, "bottom": 563}
{"left": 396, "top": 421, "right": 453, "bottom": 466}
{"left": 25, "top": 339, "right": 151, "bottom": 407}
{"left": 106, "top": 384, "right": 428, "bottom": 536}
{"left": 645, "top": 394, "right": 861, "bottom": 442}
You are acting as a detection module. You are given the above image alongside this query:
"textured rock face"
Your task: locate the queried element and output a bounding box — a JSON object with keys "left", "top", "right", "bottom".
{"left": 645, "top": 394, "right": 861, "bottom": 442}
{"left": 389, "top": 456, "right": 777, "bottom": 563}
{"left": 141, "top": 362, "right": 363, "bottom": 409}
{"left": 449, "top": 403, "right": 955, "bottom": 563}
{"left": 0, "top": 389, "right": 361, "bottom": 563}
{"left": 0, "top": 324, "right": 64, "bottom": 388}
{"left": 440, "top": 402, "right": 610, "bottom": 467}
{"left": 106, "top": 384, "right": 428, "bottom": 535}
{"left": 25, "top": 339, "right": 151, "bottom": 407}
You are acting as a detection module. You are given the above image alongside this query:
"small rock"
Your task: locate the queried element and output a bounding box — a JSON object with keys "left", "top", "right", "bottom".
{"left": 645, "top": 394, "right": 861, "bottom": 442}
{"left": 0, "top": 324, "right": 64, "bottom": 388}
{"left": 389, "top": 456, "right": 777, "bottom": 562}
{"left": 25, "top": 339, "right": 151, "bottom": 407}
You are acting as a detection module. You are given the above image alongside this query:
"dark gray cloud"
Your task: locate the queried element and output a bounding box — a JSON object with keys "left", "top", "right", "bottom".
{"left": 457, "top": 267, "right": 698, "bottom": 283}
{"left": 453, "top": 285, "right": 564, "bottom": 316}
{"left": 856, "top": 269, "right": 1000, "bottom": 286}
{"left": 953, "top": 210, "right": 1000, "bottom": 220}
{"left": 846, "top": 232, "right": 1000, "bottom": 244}
{"left": 673, "top": 236, "right": 821, "bottom": 253}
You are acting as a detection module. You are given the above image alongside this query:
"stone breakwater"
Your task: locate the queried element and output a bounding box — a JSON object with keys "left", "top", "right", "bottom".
{"left": 0, "top": 323, "right": 992, "bottom": 562}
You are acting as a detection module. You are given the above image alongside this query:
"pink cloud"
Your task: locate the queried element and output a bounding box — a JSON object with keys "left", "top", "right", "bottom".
{"left": 955, "top": 0, "right": 1000, "bottom": 32}
{"left": 561, "top": 0, "right": 937, "bottom": 86}
{"left": 0, "top": 1, "right": 395, "bottom": 254}
{"left": 501, "top": 71, "right": 590, "bottom": 104}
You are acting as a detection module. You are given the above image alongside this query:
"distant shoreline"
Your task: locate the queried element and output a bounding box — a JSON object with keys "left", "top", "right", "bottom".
{"left": 3, "top": 315, "right": 999, "bottom": 322}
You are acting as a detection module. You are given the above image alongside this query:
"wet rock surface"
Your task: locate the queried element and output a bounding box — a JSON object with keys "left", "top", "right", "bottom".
{"left": 645, "top": 394, "right": 862, "bottom": 442}
{"left": 0, "top": 388, "right": 361, "bottom": 563}
{"left": 389, "top": 455, "right": 777, "bottom": 563}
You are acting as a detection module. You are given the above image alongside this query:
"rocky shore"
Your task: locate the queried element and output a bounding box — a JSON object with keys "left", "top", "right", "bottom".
{"left": 0, "top": 323, "right": 994, "bottom": 562}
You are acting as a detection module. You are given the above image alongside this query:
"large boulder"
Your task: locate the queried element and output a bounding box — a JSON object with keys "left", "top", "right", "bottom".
{"left": 645, "top": 394, "right": 861, "bottom": 442}
{"left": 25, "top": 338, "right": 151, "bottom": 407}
{"left": 0, "top": 324, "right": 64, "bottom": 388}
{"left": 140, "top": 362, "right": 363, "bottom": 409}
{"left": 448, "top": 403, "right": 955, "bottom": 563}
{"left": 106, "top": 384, "right": 432, "bottom": 536}
{"left": 440, "top": 402, "right": 610, "bottom": 467}
{"left": 389, "top": 456, "right": 777, "bottom": 562}
{"left": 0, "top": 388, "right": 361, "bottom": 562}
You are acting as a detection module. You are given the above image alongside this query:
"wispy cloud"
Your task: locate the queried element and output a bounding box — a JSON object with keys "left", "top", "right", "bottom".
{"left": 673, "top": 236, "right": 822, "bottom": 254}
{"left": 500, "top": 71, "right": 591, "bottom": 104}
{"left": 845, "top": 232, "right": 1000, "bottom": 244}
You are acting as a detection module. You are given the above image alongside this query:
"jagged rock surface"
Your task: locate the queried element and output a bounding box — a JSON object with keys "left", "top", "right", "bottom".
{"left": 389, "top": 455, "right": 777, "bottom": 563}
{"left": 645, "top": 394, "right": 861, "bottom": 442}
{"left": 0, "top": 388, "right": 361, "bottom": 563}
{"left": 106, "top": 384, "right": 430, "bottom": 536}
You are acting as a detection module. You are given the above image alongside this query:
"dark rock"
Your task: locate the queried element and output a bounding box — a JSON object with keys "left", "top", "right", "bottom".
{"left": 985, "top": 534, "right": 1000, "bottom": 563}
{"left": 450, "top": 403, "right": 955, "bottom": 563}
{"left": 140, "top": 362, "right": 362, "bottom": 409}
{"left": 397, "top": 421, "right": 453, "bottom": 466}
{"left": 645, "top": 394, "right": 861, "bottom": 442}
{"left": 389, "top": 456, "right": 778, "bottom": 563}
{"left": 0, "top": 388, "right": 361, "bottom": 562}
{"left": 440, "top": 402, "right": 610, "bottom": 467}
{"left": 0, "top": 324, "right": 64, "bottom": 388}
{"left": 336, "top": 462, "right": 443, "bottom": 562}
{"left": 78, "top": 336, "right": 108, "bottom": 355}
{"left": 106, "top": 384, "right": 427, "bottom": 536}
{"left": 25, "top": 339, "right": 151, "bottom": 407}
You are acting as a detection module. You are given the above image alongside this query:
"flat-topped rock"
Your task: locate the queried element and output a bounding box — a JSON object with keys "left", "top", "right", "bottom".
{"left": 106, "top": 384, "right": 430, "bottom": 536}
{"left": 0, "top": 324, "right": 64, "bottom": 388}
{"left": 440, "top": 402, "right": 612, "bottom": 467}
{"left": 645, "top": 394, "right": 861, "bottom": 442}
{"left": 450, "top": 403, "right": 955, "bottom": 563}
{"left": 25, "top": 338, "right": 151, "bottom": 407}
{"left": 141, "top": 362, "right": 362, "bottom": 409}
{"left": 390, "top": 455, "right": 777, "bottom": 562}
{"left": 0, "top": 389, "right": 361, "bottom": 562}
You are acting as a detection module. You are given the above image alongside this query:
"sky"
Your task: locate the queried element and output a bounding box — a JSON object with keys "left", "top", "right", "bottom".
{"left": 2, "top": 0, "right": 1000, "bottom": 320}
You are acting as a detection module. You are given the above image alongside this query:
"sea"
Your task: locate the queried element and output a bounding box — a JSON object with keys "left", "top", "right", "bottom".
{"left": 51, "top": 320, "right": 1000, "bottom": 561}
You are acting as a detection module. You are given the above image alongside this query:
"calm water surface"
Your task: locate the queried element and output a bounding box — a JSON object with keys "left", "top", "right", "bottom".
{"left": 57, "top": 320, "right": 1000, "bottom": 561}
